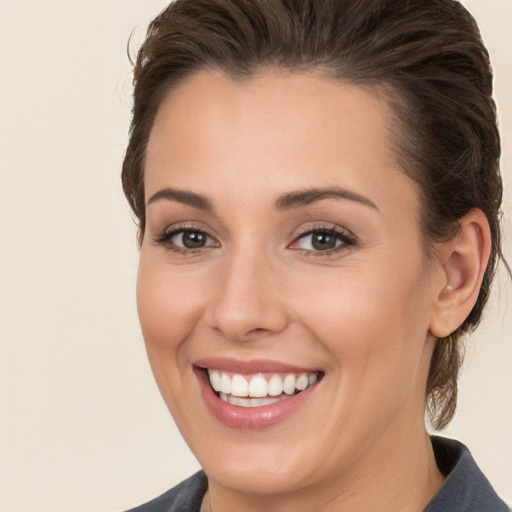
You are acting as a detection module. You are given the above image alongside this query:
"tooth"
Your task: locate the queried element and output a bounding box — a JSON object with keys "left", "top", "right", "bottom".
{"left": 229, "top": 396, "right": 248, "bottom": 407}
{"left": 231, "top": 374, "right": 249, "bottom": 397}
{"left": 209, "top": 371, "right": 222, "bottom": 392}
{"left": 259, "top": 397, "right": 280, "bottom": 406}
{"left": 296, "top": 373, "right": 309, "bottom": 391}
{"left": 249, "top": 375, "right": 268, "bottom": 397}
{"left": 231, "top": 396, "right": 284, "bottom": 407}
{"left": 220, "top": 390, "right": 299, "bottom": 408}
{"left": 220, "top": 373, "right": 231, "bottom": 394}
{"left": 268, "top": 375, "right": 283, "bottom": 396}
{"left": 216, "top": 371, "right": 319, "bottom": 402}
{"left": 283, "top": 374, "right": 296, "bottom": 395}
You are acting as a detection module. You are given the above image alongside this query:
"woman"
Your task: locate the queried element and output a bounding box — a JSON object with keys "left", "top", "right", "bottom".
{"left": 122, "top": 0, "right": 509, "bottom": 510}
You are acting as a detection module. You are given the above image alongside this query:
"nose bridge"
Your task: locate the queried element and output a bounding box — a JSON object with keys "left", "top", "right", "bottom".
{"left": 206, "top": 238, "right": 288, "bottom": 341}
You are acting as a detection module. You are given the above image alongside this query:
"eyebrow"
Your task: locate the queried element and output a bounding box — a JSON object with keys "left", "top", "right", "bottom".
{"left": 275, "top": 186, "right": 379, "bottom": 211}
{"left": 146, "top": 185, "right": 378, "bottom": 212}
{"left": 147, "top": 188, "right": 213, "bottom": 211}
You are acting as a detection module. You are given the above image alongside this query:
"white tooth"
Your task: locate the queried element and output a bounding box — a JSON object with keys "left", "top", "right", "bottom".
{"left": 308, "top": 373, "right": 318, "bottom": 386}
{"left": 220, "top": 373, "right": 231, "bottom": 394}
{"left": 259, "top": 397, "right": 280, "bottom": 406}
{"left": 231, "top": 374, "right": 249, "bottom": 397}
{"left": 209, "top": 371, "right": 222, "bottom": 392}
{"left": 268, "top": 375, "right": 283, "bottom": 396}
{"left": 229, "top": 396, "right": 248, "bottom": 407}
{"left": 296, "top": 373, "right": 309, "bottom": 391}
{"left": 283, "top": 374, "right": 296, "bottom": 395}
{"left": 249, "top": 375, "right": 268, "bottom": 397}
{"left": 220, "top": 393, "right": 291, "bottom": 408}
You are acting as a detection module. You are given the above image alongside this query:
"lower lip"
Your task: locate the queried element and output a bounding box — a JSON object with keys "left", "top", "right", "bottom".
{"left": 196, "top": 368, "right": 319, "bottom": 430}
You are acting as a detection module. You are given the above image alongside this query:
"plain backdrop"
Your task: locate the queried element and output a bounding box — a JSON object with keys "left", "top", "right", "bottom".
{"left": 0, "top": 1, "right": 511, "bottom": 510}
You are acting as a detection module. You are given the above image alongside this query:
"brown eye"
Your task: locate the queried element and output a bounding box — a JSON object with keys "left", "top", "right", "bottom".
{"left": 310, "top": 232, "right": 338, "bottom": 251}
{"left": 153, "top": 226, "right": 219, "bottom": 253}
{"left": 181, "top": 231, "right": 207, "bottom": 248}
{"left": 290, "top": 228, "right": 356, "bottom": 254}
{"left": 172, "top": 230, "right": 211, "bottom": 249}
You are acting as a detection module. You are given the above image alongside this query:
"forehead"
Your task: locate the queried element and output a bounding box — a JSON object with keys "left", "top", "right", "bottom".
{"left": 145, "top": 70, "right": 417, "bottom": 218}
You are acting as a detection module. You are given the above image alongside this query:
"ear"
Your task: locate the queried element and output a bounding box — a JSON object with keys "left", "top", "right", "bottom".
{"left": 429, "top": 209, "right": 492, "bottom": 338}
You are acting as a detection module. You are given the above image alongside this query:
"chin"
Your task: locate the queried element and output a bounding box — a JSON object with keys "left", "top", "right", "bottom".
{"left": 199, "top": 448, "right": 317, "bottom": 496}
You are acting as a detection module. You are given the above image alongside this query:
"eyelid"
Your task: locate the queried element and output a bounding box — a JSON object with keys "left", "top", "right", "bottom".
{"left": 288, "top": 224, "right": 356, "bottom": 254}
{"left": 152, "top": 223, "right": 220, "bottom": 252}
{"left": 151, "top": 221, "right": 355, "bottom": 255}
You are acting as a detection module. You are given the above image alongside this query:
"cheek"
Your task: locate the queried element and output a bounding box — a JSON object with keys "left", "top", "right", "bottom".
{"left": 135, "top": 257, "right": 209, "bottom": 432}
{"left": 136, "top": 257, "right": 204, "bottom": 355}
{"left": 292, "top": 255, "right": 431, "bottom": 372}
{"left": 298, "top": 268, "right": 431, "bottom": 433}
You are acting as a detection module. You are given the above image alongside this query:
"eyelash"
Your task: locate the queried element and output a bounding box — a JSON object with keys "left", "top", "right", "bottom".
{"left": 290, "top": 226, "right": 356, "bottom": 256}
{"left": 152, "top": 225, "right": 356, "bottom": 256}
{"left": 153, "top": 225, "right": 217, "bottom": 255}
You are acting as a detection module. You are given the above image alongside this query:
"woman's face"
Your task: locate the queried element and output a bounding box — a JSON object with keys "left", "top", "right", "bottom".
{"left": 138, "top": 71, "right": 442, "bottom": 495}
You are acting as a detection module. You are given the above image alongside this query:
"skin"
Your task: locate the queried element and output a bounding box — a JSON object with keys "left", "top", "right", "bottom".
{"left": 137, "top": 70, "right": 489, "bottom": 511}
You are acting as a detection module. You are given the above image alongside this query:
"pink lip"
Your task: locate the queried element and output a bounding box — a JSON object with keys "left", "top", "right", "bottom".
{"left": 194, "top": 357, "right": 319, "bottom": 374}
{"left": 194, "top": 360, "right": 322, "bottom": 430}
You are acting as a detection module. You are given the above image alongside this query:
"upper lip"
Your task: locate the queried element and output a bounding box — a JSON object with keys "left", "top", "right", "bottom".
{"left": 194, "top": 357, "right": 321, "bottom": 374}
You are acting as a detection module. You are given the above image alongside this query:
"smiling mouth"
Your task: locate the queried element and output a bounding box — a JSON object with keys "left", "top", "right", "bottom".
{"left": 206, "top": 369, "right": 323, "bottom": 408}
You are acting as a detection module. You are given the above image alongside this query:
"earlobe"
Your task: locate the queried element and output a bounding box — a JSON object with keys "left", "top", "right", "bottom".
{"left": 429, "top": 209, "right": 491, "bottom": 338}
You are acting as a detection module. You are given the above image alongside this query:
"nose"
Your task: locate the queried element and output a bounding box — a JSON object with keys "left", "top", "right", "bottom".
{"left": 204, "top": 247, "right": 289, "bottom": 342}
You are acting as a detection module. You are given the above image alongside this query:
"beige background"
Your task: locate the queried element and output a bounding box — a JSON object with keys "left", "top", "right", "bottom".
{"left": 0, "top": 1, "right": 510, "bottom": 510}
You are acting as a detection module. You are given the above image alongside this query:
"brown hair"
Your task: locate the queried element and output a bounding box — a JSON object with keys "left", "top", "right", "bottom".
{"left": 122, "top": 0, "right": 505, "bottom": 429}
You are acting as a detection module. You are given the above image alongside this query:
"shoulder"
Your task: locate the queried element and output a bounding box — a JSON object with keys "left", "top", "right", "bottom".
{"left": 124, "top": 471, "right": 208, "bottom": 512}
{"left": 426, "top": 436, "right": 509, "bottom": 512}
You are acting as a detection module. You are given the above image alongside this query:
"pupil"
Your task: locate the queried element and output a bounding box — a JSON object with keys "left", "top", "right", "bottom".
{"left": 312, "top": 233, "right": 336, "bottom": 251}
{"left": 183, "top": 231, "right": 206, "bottom": 249}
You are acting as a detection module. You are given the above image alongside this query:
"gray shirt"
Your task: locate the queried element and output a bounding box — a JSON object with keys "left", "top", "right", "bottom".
{"left": 126, "top": 436, "right": 509, "bottom": 511}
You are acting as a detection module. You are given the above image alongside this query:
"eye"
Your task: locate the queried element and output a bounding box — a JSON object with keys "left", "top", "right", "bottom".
{"left": 172, "top": 230, "right": 210, "bottom": 249}
{"left": 290, "top": 227, "right": 355, "bottom": 253}
{"left": 154, "top": 228, "right": 218, "bottom": 252}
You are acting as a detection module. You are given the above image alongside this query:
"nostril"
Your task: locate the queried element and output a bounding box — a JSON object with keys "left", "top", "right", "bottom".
{"left": 205, "top": 289, "right": 289, "bottom": 341}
